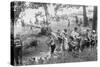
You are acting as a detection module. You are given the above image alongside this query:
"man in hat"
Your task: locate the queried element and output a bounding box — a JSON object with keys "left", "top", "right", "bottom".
{"left": 14, "top": 34, "right": 22, "bottom": 65}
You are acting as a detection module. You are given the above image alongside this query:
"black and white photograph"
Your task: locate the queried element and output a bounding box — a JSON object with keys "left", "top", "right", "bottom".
{"left": 11, "top": 1, "right": 97, "bottom": 66}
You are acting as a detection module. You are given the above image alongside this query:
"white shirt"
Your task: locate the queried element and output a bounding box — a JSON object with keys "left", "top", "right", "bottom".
{"left": 71, "top": 31, "right": 79, "bottom": 39}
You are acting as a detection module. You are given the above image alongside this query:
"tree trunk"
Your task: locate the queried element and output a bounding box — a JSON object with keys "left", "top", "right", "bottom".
{"left": 92, "top": 6, "right": 97, "bottom": 31}
{"left": 43, "top": 4, "right": 49, "bottom": 26}
{"left": 83, "top": 6, "right": 88, "bottom": 27}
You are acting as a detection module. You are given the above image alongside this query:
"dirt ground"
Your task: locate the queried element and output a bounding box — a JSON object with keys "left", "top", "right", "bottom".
{"left": 21, "top": 35, "right": 97, "bottom": 65}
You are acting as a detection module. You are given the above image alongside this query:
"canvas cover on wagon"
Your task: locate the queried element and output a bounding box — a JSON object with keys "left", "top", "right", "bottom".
{"left": 10, "top": 1, "right": 97, "bottom": 66}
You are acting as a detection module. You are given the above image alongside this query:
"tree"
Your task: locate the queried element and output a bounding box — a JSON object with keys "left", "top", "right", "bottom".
{"left": 34, "top": 3, "right": 49, "bottom": 26}
{"left": 83, "top": 6, "right": 88, "bottom": 27}
{"left": 42, "top": 3, "right": 49, "bottom": 26}
{"left": 54, "top": 4, "right": 62, "bottom": 21}
{"left": 92, "top": 6, "right": 97, "bottom": 31}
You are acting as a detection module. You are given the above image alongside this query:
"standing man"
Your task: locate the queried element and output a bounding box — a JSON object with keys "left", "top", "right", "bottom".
{"left": 49, "top": 36, "right": 56, "bottom": 55}
{"left": 56, "top": 29, "right": 64, "bottom": 52}
{"left": 70, "top": 27, "right": 81, "bottom": 51}
{"left": 14, "top": 34, "right": 22, "bottom": 65}
{"left": 62, "top": 29, "right": 69, "bottom": 51}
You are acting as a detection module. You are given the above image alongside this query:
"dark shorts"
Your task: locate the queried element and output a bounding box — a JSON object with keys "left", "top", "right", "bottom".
{"left": 51, "top": 44, "right": 56, "bottom": 53}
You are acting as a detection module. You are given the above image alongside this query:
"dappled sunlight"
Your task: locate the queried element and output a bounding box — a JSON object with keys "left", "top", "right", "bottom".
{"left": 11, "top": 1, "right": 97, "bottom": 66}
